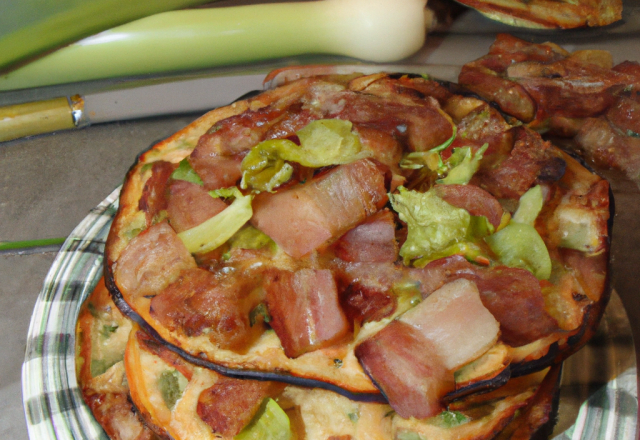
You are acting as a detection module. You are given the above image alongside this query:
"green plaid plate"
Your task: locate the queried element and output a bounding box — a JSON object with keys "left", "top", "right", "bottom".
{"left": 21, "top": 187, "right": 638, "bottom": 439}
{"left": 22, "top": 187, "right": 119, "bottom": 440}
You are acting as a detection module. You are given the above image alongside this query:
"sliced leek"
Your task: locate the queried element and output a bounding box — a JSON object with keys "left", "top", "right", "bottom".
{"left": 177, "top": 192, "right": 253, "bottom": 254}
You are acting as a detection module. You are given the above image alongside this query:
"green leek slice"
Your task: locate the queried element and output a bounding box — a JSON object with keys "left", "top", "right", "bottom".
{"left": 241, "top": 119, "right": 366, "bottom": 192}
{"left": 389, "top": 186, "right": 470, "bottom": 265}
{"left": 485, "top": 222, "right": 552, "bottom": 280}
{"left": 512, "top": 185, "right": 543, "bottom": 226}
{"left": 177, "top": 190, "right": 253, "bottom": 254}
{"left": 235, "top": 398, "right": 291, "bottom": 440}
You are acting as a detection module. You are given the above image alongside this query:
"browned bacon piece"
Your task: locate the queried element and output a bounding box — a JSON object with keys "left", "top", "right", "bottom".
{"left": 606, "top": 94, "right": 640, "bottom": 136}
{"left": 262, "top": 104, "right": 316, "bottom": 140}
{"left": 325, "top": 90, "right": 454, "bottom": 152}
{"left": 459, "top": 34, "right": 638, "bottom": 132}
{"left": 340, "top": 282, "right": 397, "bottom": 325}
{"left": 513, "top": 58, "right": 622, "bottom": 121}
{"left": 410, "top": 255, "right": 477, "bottom": 297}
{"left": 138, "top": 161, "right": 176, "bottom": 225}
{"left": 458, "top": 66, "right": 537, "bottom": 123}
{"left": 251, "top": 159, "right": 388, "bottom": 258}
{"left": 265, "top": 269, "right": 350, "bottom": 358}
{"left": 150, "top": 268, "right": 251, "bottom": 350}
{"left": 575, "top": 117, "right": 640, "bottom": 181}
{"left": 194, "top": 106, "right": 287, "bottom": 157}
{"left": 333, "top": 210, "right": 398, "bottom": 263}
{"left": 188, "top": 153, "right": 243, "bottom": 191}
{"left": 400, "top": 279, "right": 499, "bottom": 370}
{"left": 354, "top": 124, "right": 404, "bottom": 174}
{"left": 411, "top": 256, "right": 559, "bottom": 347}
{"left": 355, "top": 320, "right": 454, "bottom": 419}
{"left": 197, "top": 377, "right": 272, "bottom": 436}
{"left": 333, "top": 262, "right": 404, "bottom": 324}
{"left": 465, "top": 267, "right": 559, "bottom": 347}
{"left": 114, "top": 221, "right": 195, "bottom": 298}
{"left": 445, "top": 97, "right": 514, "bottom": 159}
{"left": 84, "top": 392, "right": 156, "bottom": 440}
{"left": 434, "top": 184, "right": 503, "bottom": 229}
{"left": 473, "top": 127, "right": 564, "bottom": 199}
{"left": 613, "top": 60, "right": 640, "bottom": 78}
{"left": 166, "top": 180, "right": 227, "bottom": 233}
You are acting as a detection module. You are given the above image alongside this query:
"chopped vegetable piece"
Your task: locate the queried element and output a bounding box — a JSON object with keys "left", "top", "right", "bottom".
{"left": 178, "top": 189, "right": 253, "bottom": 254}
{"left": 209, "top": 186, "right": 244, "bottom": 199}
{"left": 512, "top": 185, "right": 543, "bottom": 226}
{"left": 399, "top": 125, "right": 458, "bottom": 170}
{"left": 413, "top": 241, "right": 489, "bottom": 268}
{"left": 90, "top": 359, "right": 120, "bottom": 378}
{"left": 158, "top": 369, "right": 188, "bottom": 410}
{"left": 229, "top": 226, "right": 275, "bottom": 251}
{"left": 389, "top": 187, "right": 470, "bottom": 264}
{"left": 485, "top": 222, "right": 552, "bottom": 280}
{"left": 171, "top": 158, "right": 204, "bottom": 186}
{"left": 484, "top": 185, "right": 551, "bottom": 279}
{"left": 240, "top": 140, "right": 296, "bottom": 192}
{"left": 428, "top": 410, "right": 471, "bottom": 428}
{"left": 101, "top": 324, "right": 119, "bottom": 338}
{"left": 249, "top": 303, "right": 271, "bottom": 327}
{"left": 438, "top": 143, "right": 488, "bottom": 185}
{"left": 235, "top": 398, "right": 291, "bottom": 440}
{"left": 241, "top": 119, "right": 367, "bottom": 191}
{"left": 294, "top": 119, "right": 364, "bottom": 166}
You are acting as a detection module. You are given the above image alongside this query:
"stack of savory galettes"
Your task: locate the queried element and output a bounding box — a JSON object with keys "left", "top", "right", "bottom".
{"left": 77, "top": 39, "right": 619, "bottom": 439}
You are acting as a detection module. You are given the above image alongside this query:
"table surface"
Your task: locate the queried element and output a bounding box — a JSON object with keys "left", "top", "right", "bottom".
{"left": 2, "top": 6, "right": 640, "bottom": 439}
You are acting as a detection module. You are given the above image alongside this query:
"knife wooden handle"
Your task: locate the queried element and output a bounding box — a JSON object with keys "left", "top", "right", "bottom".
{"left": 0, "top": 96, "right": 81, "bottom": 142}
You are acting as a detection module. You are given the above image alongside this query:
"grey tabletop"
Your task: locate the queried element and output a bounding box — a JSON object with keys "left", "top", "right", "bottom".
{"left": 2, "top": 10, "right": 640, "bottom": 439}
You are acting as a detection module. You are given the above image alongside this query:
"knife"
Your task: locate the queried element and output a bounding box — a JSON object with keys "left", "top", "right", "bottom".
{"left": 0, "top": 64, "right": 461, "bottom": 143}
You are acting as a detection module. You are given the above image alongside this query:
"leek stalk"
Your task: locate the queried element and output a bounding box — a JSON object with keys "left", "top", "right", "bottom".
{"left": 0, "top": 0, "right": 213, "bottom": 72}
{"left": 0, "top": 0, "right": 428, "bottom": 91}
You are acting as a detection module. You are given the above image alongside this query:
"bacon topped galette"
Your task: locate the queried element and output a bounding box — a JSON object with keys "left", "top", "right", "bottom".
{"left": 103, "top": 70, "right": 610, "bottom": 436}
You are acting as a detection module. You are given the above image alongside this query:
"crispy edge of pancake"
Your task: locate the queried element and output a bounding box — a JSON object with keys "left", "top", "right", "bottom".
{"left": 76, "top": 278, "right": 157, "bottom": 440}
{"left": 126, "top": 324, "right": 558, "bottom": 440}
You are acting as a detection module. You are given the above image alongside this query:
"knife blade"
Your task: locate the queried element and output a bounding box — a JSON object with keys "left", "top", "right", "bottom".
{"left": 0, "top": 64, "right": 461, "bottom": 143}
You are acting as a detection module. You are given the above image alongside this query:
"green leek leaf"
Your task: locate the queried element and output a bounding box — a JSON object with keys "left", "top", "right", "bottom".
{"left": 241, "top": 119, "right": 366, "bottom": 192}
{"left": 512, "top": 185, "right": 543, "bottom": 226}
{"left": 389, "top": 187, "right": 470, "bottom": 265}
{"left": 485, "top": 222, "right": 552, "bottom": 280}
{"left": 229, "top": 226, "right": 275, "bottom": 251}
{"left": 428, "top": 410, "right": 470, "bottom": 428}
{"left": 172, "top": 158, "right": 203, "bottom": 186}
{"left": 437, "top": 143, "right": 488, "bottom": 185}
{"left": 235, "top": 398, "right": 291, "bottom": 440}
{"left": 158, "top": 369, "right": 188, "bottom": 410}
{"left": 178, "top": 189, "right": 253, "bottom": 254}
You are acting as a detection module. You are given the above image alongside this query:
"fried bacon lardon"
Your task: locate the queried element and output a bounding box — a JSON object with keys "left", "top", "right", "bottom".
{"left": 101, "top": 68, "right": 611, "bottom": 438}
{"left": 459, "top": 34, "right": 640, "bottom": 186}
